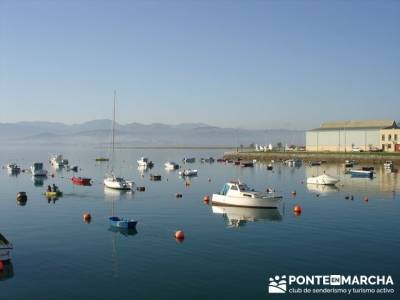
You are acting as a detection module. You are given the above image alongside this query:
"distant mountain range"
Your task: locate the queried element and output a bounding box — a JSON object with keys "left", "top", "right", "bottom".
{"left": 0, "top": 120, "right": 305, "bottom": 147}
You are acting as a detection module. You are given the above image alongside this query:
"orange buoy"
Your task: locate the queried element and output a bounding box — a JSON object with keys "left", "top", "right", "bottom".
{"left": 293, "top": 205, "right": 302, "bottom": 213}
{"left": 203, "top": 195, "right": 210, "bottom": 202}
{"left": 0, "top": 260, "right": 4, "bottom": 271}
{"left": 175, "top": 230, "right": 185, "bottom": 240}
{"left": 364, "top": 197, "right": 369, "bottom": 202}
{"left": 83, "top": 212, "right": 91, "bottom": 223}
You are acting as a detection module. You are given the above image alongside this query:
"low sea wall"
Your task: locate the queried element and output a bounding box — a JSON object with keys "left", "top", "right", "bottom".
{"left": 223, "top": 151, "right": 400, "bottom": 164}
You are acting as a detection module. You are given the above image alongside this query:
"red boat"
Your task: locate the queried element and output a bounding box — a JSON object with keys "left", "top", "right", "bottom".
{"left": 71, "top": 176, "right": 91, "bottom": 185}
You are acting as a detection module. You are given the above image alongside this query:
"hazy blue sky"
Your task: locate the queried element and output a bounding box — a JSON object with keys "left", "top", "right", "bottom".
{"left": 1, "top": 0, "right": 399, "bottom": 129}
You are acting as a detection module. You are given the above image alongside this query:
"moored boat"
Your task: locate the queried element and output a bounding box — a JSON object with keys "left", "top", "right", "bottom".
{"left": 182, "top": 157, "right": 195, "bottom": 163}
{"left": 240, "top": 161, "right": 254, "bottom": 167}
{"left": 164, "top": 161, "right": 179, "bottom": 170}
{"left": 350, "top": 169, "right": 373, "bottom": 178}
{"left": 30, "top": 162, "right": 48, "bottom": 177}
{"left": 179, "top": 169, "right": 198, "bottom": 177}
{"left": 0, "top": 233, "right": 13, "bottom": 261}
{"left": 212, "top": 181, "right": 282, "bottom": 208}
{"left": 384, "top": 161, "right": 394, "bottom": 170}
{"left": 50, "top": 154, "right": 69, "bottom": 168}
{"left": 44, "top": 191, "right": 63, "bottom": 198}
{"left": 137, "top": 157, "right": 153, "bottom": 168}
{"left": 306, "top": 174, "right": 339, "bottom": 185}
{"left": 6, "top": 163, "right": 21, "bottom": 174}
{"left": 71, "top": 176, "right": 91, "bottom": 185}
{"left": 109, "top": 216, "right": 137, "bottom": 229}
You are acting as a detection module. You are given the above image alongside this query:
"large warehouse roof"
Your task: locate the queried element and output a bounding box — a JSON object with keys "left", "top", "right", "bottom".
{"left": 310, "top": 120, "right": 398, "bottom": 131}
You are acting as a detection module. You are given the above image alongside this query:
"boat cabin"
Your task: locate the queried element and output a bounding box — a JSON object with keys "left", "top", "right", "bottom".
{"left": 32, "top": 162, "right": 44, "bottom": 171}
{"left": 220, "top": 182, "right": 254, "bottom": 197}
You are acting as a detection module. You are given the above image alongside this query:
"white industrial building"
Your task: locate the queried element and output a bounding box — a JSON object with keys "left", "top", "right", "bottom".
{"left": 306, "top": 120, "right": 398, "bottom": 152}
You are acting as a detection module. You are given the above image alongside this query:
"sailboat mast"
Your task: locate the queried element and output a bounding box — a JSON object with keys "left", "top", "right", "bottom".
{"left": 112, "top": 90, "right": 116, "bottom": 153}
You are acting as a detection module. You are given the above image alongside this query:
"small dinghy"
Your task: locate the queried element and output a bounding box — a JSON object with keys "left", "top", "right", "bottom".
{"left": 109, "top": 217, "right": 137, "bottom": 229}
{"left": 44, "top": 191, "right": 63, "bottom": 198}
{"left": 71, "top": 176, "right": 91, "bottom": 185}
{"left": 350, "top": 169, "right": 374, "bottom": 178}
{"left": 307, "top": 174, "right": 339, "bottom": 185}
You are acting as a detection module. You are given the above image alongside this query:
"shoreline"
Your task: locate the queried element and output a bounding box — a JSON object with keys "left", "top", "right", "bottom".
{"left": 223, "top": 151, "right": 400, "bottom": 164}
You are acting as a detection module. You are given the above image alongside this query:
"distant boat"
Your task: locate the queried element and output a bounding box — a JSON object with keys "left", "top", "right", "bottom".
{"left": 6, "top": 163, "right": 20, "bottom": 174}
{"left": 50, "top": 154, "right": 69, "bottom": 168}
{"left": 267, "top": 164, "right": 273, "bottom": 170}
{"left": 0, "top": 233, "right": 13, "bottom": 261}
{"left": 71, "top": 176, "right": 91, "bottom": 185}
{"left": 109, "top": 217, "right": 137, "bottom": 229}
{"left": 240, "top": 161, "right": 254, "bottom": 167}
{"left": 384, "top": 161, "right": 393, "bottom": 170}
{"left": 137, "top": 157, "right": 153, "bottom": 168}
{"left": 179, "top": 169, "right": 198, "bottom": 177}
{"left": 309, "top": 161, "right": 321, "bottom": 166}
{"left": 150, "top": 174, "right": 162, "bottom": 181}
{"left": 30, "top": 162, "right": 48, "bottom": 177}
{"left": 96, "top": 157, "right": 109, "bottom": 162}
{"left": 165, "top": 161, "right": 179, "bottom": 170}
{"left": 212, "top": 181, "right": 282, "bottom": 208}
{"left": 285, "top": 159, "right": 302, "bottom": 167}
{"left": 307, "top": 174, "right": 339, "bottom": 185}
{"left": 350, "top": 169, "right": 373, "bottom": 178}
{"left": 182, "top": 157, "right": 195, "bottom": 163}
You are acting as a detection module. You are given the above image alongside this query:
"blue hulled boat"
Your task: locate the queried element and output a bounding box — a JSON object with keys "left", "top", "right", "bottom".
{"left": 109, "top": 216, "right": 137, "bottom": 229}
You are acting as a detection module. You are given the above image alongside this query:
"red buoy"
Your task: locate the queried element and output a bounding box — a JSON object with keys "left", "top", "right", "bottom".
{"left": 364, "top": 197, "right": 369, "bottom": 202}
{"left": 293, "top": 205, "right": 302, "bottom": 213}
{"left": 175, "top": 230, "right": 185, "bottom": 240}
{"left": 83, "top": 212, "right": 91, "bottom": 223}
{"left": 203, "top": 195, "right": 210, "bottom": 202}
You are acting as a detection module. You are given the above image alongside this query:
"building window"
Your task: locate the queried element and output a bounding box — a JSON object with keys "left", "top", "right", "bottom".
{"left": 395, "top": 134, "right": 398, "bottom": 141}
{"left": 388, "top": 144, "right": 392, "bottom": 149}
{"left": 382, "top": 134, "right": 385, "bottom": 141}
{"left": 388, "top": 134, "right": 392, "bottom": 141}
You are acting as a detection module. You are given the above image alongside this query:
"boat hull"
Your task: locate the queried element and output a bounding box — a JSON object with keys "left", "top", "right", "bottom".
{"left": 71, "top": 177, "right": 91, "bottom": 185}
{"left": 350, "top": 170, "right": 373, "bottom": 178}
{"left": 212, "top": 194, "right": 282, "bottom": 208}
{"left": 44, "top": 191, "right": 63, "bottom": 197}
{"left": 109, "top": 217, "right": 137, "bottom": 229}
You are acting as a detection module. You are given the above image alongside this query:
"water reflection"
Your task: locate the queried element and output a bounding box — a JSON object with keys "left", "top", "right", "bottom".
{"left": 108, "top": 226, "right": 138, "bottom": 237}
{"left": 212, "top": 205, "right": 282, "bottom": 228}
{"left": 104, "top": 187, "right": 135, "bottom": 200}
{"left": 32, "top": 175, "right": 47, "bottom": 187}
{"left": 0, "top": 260, "right": 14, "bottom": 281}
{"left": 306, "top": 183, "right": 339, "bottom": 195}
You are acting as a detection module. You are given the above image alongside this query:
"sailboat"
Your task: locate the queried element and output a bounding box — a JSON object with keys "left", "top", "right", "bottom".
{"left": 104, "top": 91, "right": 135, "bottom": 191}
{"left": 104, "top": 91, "right": 137, "bottom": 229}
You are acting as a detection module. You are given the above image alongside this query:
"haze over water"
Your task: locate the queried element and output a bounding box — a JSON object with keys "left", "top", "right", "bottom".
{"left": 0, "top": 146, "right": 399, "bottom": 299}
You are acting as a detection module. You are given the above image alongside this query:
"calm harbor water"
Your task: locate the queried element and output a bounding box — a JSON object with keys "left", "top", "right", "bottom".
{"left": 1, "top": 146, "right": 399, "bottom": 299}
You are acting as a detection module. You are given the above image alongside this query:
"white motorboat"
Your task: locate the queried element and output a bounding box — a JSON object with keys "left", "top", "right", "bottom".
{"left": 306, "top": 174, "right": 339, "bottom": 185}
{"left": 137, "top": 157, "right": 153, "bottom": 168}
{"left": 6, "top": 163, "right": 21, "bottom": 174}
{"left": 212, "top": 181, "right": 282, "bottom": 208}
{"left": 104, "top": 174, "right": 134, "bottom": 190}
{"left": 0, "top": 233, "right": 13, "bottom": 261}
{"left": 285, "top": 159, "right": 302, "bottom": 166}
{"left": 179, "top": 169, "right": 198, "bottom": 177}
{"left": 211, "top": 205, "right": 282, "bottom": 228}
{"left": 164, "top": 161, "right": 179, "bottom": 170}
{"left": 50, "top": 154, "right": 68, "bottom": 168}
{"left": 30, "top": 162, "right": 48, "bottom": 177}
{"left": 104, "top": 91, "right": 135, "bottom": 191}
{"left": 384, "top": 161, "right": 394, "bottom": 170}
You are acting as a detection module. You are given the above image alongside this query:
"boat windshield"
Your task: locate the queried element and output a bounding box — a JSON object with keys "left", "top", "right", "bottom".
{"left": 238, "top": 184, "right": 250, "bottom": 191}
{"left": 116, "top": 177, "right": 125, "bottom": 182}
{"left": 220, "top": 184, "right": 230, "bottom": 195}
